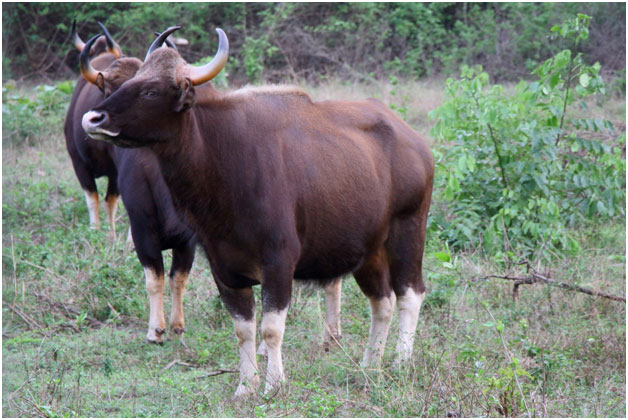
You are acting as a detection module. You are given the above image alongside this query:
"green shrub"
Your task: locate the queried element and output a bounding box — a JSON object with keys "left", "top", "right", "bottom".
{"left": 429, "top": 14, "right": 625, "bottom": 261}
{"left": 2, "top": 80, "right": 74, "bottom": 147}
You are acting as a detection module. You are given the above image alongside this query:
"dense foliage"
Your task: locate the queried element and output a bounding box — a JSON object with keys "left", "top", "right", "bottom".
{"left": 429, "top": 15, "right": 626, "bottom": 261}
{"left": 2, "top": 2, "right": 625, "bottom": 85}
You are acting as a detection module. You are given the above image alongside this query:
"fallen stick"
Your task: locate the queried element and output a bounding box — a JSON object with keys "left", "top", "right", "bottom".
{"left": 193, "top": 369, "right": 237, "bottom": 379}
{"left": 163, "top": 359, "right": 197, "bottom": 370}
{"left": 476, "top": 272, "right": 626, "bottom": 303}
{"left": 32, "top": 292, "right": 105, "bottom": 328}
{"left": 6, "top": 303, "right": 43, "bottom": 330}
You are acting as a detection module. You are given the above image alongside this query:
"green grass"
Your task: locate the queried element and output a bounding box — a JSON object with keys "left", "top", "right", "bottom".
{"left": 2, "top": 80, "right": 625, "bottom": 417}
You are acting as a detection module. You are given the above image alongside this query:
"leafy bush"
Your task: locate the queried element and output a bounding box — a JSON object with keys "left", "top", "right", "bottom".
{"left": 241, "top": 35, "right": 279, "bottom": 83}
{"left": 429, "top": 15, "right": 625, "bottom": 261}
{"left": 2, "top": 80, "right": 74, "bottom": 147}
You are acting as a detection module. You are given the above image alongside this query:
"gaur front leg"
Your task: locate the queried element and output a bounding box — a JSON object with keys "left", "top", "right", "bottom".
{"left": 144, "top": 266, "right": 166, "bottom": 343}
{"left": 69, "top": 154, "right": 100, "bottom": 229}
{"left": 214, "top": 275, "right": 259, "bottom": 399}
{"left": 83, "top": 190, "right": 100, "bottom": 229}
{"left": 104, "top": 176, "right": 119, "bottom": 240}
{"left": 104, "top": 195, "right": 118, "bottom": 239}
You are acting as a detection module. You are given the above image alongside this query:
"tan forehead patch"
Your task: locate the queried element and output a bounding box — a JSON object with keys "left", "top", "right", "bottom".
{"left": 139, "top": 48, "right": 185, "bottom": 79}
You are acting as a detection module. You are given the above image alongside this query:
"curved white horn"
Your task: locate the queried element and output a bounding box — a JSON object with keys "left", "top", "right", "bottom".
{"left": 187, "top": 28, "right": 229, "bottom": 86}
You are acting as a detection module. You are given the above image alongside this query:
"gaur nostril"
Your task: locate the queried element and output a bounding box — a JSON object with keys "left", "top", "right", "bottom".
{"left": 82, "top": 111, "right": 111, "bottom": 133}
{"left": 90, "top": 112, "right": 107, "bottom": 124}
{"left": 92, "top": 113, "right": 105, "bottom": 123}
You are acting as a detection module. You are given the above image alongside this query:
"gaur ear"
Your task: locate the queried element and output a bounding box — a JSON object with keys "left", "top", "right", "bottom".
{"left": 96, "top": 73, "right": 106, "bottom": 93}
{"left": 174, "top": 78, "right": 195, "bottom": 112}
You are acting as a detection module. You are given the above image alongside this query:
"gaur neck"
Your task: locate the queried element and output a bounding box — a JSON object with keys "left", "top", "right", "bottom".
{"left": 153, "top": 106, "right": 234, "bottom": 239}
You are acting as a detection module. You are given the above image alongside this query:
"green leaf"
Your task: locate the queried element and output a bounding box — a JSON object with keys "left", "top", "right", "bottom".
{"left": 432, "top": 252, "right": 451, "bottom": 263}
{"left": 579, "top": 73, "right": 590, "bottom": 88}
{"left": 554, "top": 50, "right": 571, "bottom": 69}
{"left": 496, "top": 320, "right": 504, "bottom": 333}
{"left": 549, "top": 73, "right": 560, "bottom": 89}
{"left": 528, "top": 81, "right": 539, "bottom": 93}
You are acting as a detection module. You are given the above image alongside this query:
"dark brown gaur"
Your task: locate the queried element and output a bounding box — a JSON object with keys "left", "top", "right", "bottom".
{"left": 65, "top": 24, "right": 125, "bottom": 235}
{"left": 83, "top": 26, "right": 433, "bottom": 398}
{"left": 65, "top": 26, "right": 196, "bottom": 344}
{"left": 68, "top": 26, "right": 342, "bottom": 348}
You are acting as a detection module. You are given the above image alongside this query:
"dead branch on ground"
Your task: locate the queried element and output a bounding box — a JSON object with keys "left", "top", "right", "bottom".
{"left": 474, "top": 261, "right": 626, "bottom": 303}
{"left": 193, "top": 369, "right": 238, "bottom": 379}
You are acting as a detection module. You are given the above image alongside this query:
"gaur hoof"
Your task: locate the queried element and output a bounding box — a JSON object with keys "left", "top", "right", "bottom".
{"left": 322, "top": 334, "right": 342, "bottom": 352}
{"left": 233, "top": 379, "right": 260, "bottom": 401}
{"left": 172, "top": 327, "right": 186, "bottom": 335}
{"left": 146, "top": 327, "right": 166, "bottom": 344}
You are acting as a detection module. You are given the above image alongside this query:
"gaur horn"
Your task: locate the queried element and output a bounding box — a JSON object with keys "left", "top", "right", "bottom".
{"left": 79, "top": 34, "right": 102, "bottom": 84}
{"left": 145, "top": 26, "right": 181, "bottom": 61}
{"left": 71, "top": 19, "right": 86, "bottom": 52}
{"left": 154, "top": 32, "right": 178, "bottom": 51}
{"left": 187, "top": 28, "right": 229, "bottom": 86}
{"left": 97, "top": 21, "right": 122, "bottom": 58}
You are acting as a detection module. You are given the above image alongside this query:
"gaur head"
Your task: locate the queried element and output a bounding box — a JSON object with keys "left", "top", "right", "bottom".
{"left": 78, "top": 25, "right": 180, "bottom": 97}
{"left": 79, "top": 33, "right": 143, "bottom": 96}
{"left": 82, "top": 26, "right": 229, "bottom": 147}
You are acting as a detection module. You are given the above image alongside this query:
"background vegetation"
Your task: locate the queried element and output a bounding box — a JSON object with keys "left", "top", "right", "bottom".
{"left": 2, "top": 2, "right": 626, "bottom": 84}
{"left": 2, "top": 2, "right": 625, "bottom": 418}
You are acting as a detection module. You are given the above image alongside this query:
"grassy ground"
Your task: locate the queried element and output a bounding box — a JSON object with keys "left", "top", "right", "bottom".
{"left": 2, "top": 79, "right": 625, "bottom": 417}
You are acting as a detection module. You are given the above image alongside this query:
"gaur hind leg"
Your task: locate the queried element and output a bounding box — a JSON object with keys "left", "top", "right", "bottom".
{"left": 387, "top": 210, "right": 430, "bottom": 365}
{"left": 354, "top": 248, "right": 395, "bottom": 368}
{"left": 322, "top": 277, "right": 343, "bottom": 347}
{"left": 259, "top": 260, "right": 295, "bottom": 395}
{"left": 168, "top": 241, "right": 195, "bottom": 337}
{"left": 257, "top": 276, "right": 342, "bottom": 356}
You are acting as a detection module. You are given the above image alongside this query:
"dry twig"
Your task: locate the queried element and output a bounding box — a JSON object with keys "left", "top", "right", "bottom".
{"left": 6, "top": 303, "right": 43, "bottom": 330}
{"left": 163, "top": 359, "right": 197, "bottom": 370}
{"left": 32, "top": 292, "right": 105, "bottom": 328}
{"left": 474, "top": 262, "right": 625, "bottom": 303}
{"left": 193, "top": 368, "right": 238, "bottom": 379}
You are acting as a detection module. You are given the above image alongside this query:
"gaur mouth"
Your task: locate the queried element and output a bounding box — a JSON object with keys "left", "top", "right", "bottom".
{"left": 88, "top": 133, "right": 142, "bottom": 148}
{"left": 86, "top": 130, "right": 119, "bottom": 142}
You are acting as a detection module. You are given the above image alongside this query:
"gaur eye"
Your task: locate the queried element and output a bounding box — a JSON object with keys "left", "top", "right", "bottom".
{"left": 144, "top": 90, "right": 158, "bottom": 97}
